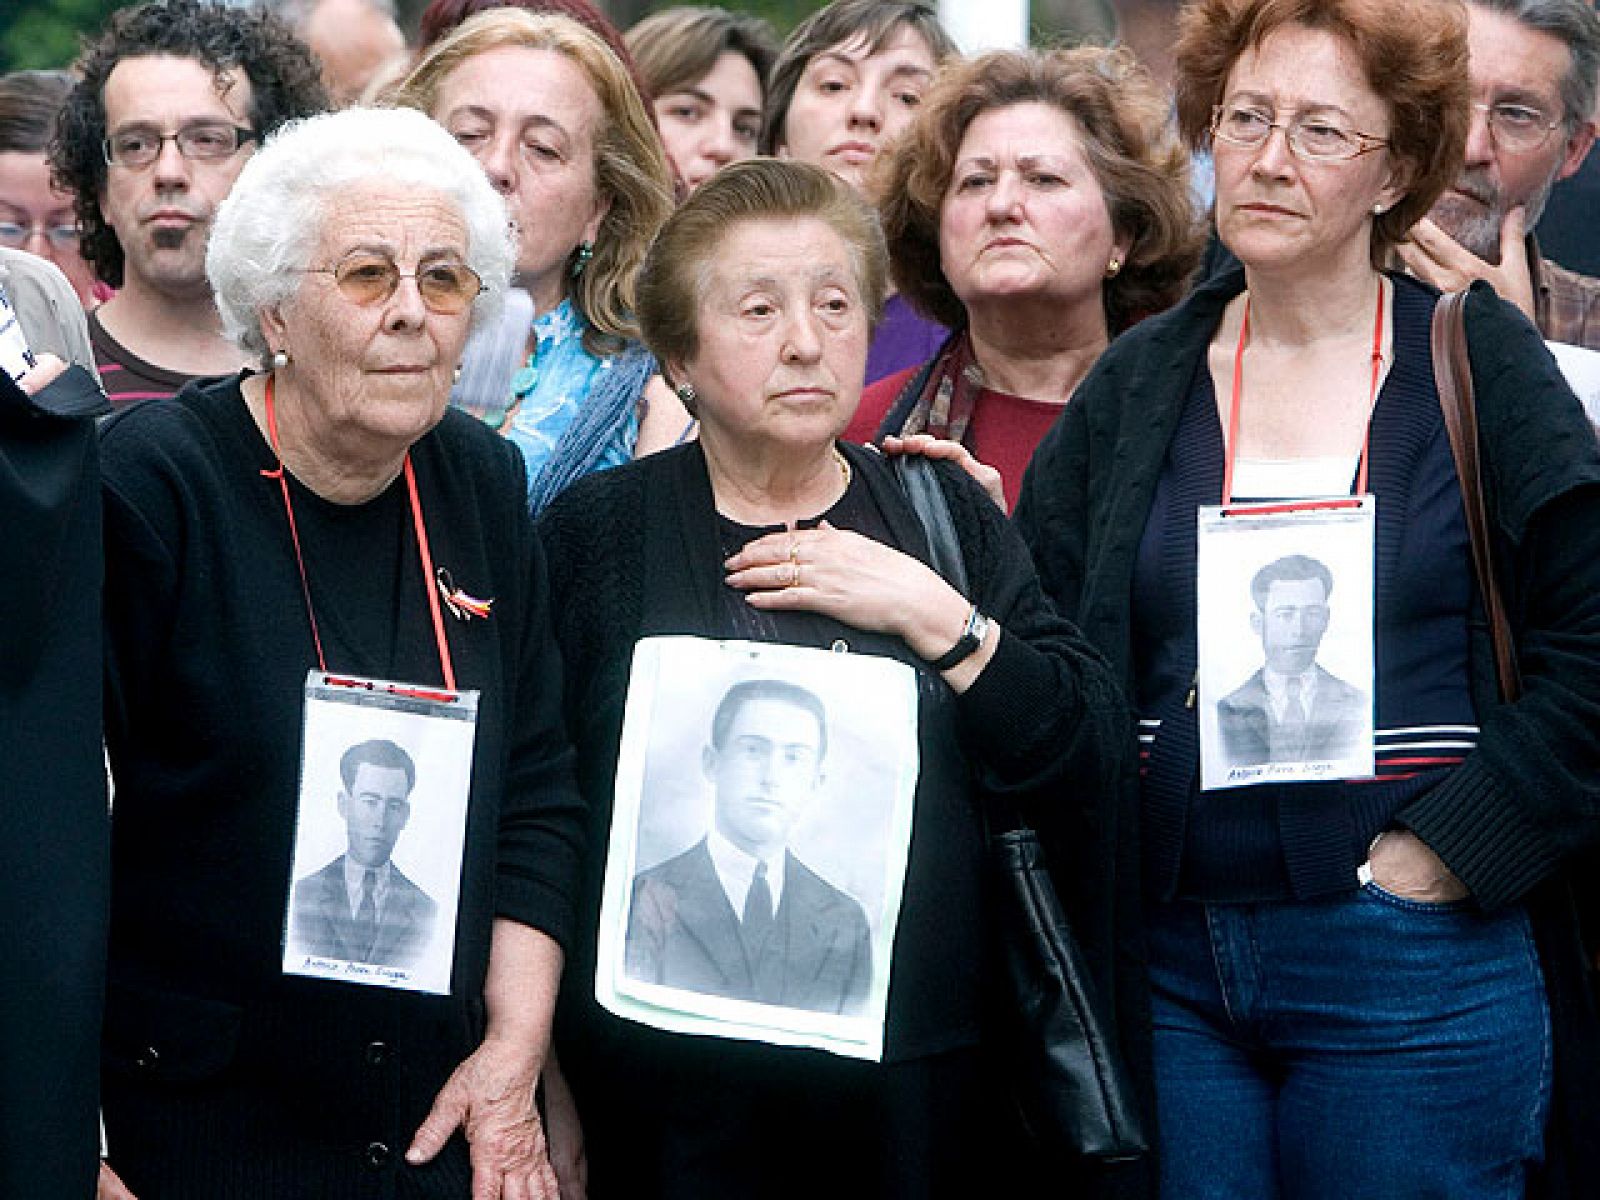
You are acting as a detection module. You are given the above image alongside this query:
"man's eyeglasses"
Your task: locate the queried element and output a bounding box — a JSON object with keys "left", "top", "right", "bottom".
{"left": 102, "top": 122, "right": 258, "bottom": 169}
{"left": 299, "top": 252, "right": 486, "bottom": 314}
{"left": 1211, "top": 104, "right": 1389, "bottom": 162}
{"left": 0, "top": 219, "right": 80, "bottom": 250}
{"left": 1472, "top": 101, "right": 1563, "bottom": 154}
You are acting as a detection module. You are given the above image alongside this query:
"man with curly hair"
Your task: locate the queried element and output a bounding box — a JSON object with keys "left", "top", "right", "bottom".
{"left": 51, "top": 0, "right": 326, "bottom": 406}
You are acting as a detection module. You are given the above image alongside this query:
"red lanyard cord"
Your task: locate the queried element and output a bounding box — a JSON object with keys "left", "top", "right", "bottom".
{"left": 260, "top": 375, "right": 456, "bottom": 689}
{"left": 1222, "top": 279, "right": 1387, "bottom": 506}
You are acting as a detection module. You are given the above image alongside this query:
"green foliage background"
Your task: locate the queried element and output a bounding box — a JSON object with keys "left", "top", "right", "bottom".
{"left": 0, "top": 0, "right": 840, "bottom": 73}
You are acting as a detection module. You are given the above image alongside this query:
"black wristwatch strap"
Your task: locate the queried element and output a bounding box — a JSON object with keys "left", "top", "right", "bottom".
{"left": 930, "top": 606, "right": 990, "bottom": 671}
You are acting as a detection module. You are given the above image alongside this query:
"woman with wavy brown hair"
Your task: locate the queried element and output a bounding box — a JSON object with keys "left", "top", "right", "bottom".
{"left": 851, "top": 45, "right": 1201, "bottom": 509}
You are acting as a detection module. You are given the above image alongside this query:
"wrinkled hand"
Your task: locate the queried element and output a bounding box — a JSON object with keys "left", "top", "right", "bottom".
{"left": 541, "top": 1054, "right": 588, "bottom": 1200}
{"left": 1367, "top": 829, "right": 1469, "bottom": 903}
{"left": 880, "top": 433, "right": 1007, "bottom": 511}
{"left": 1396, "top": 209, "right": 1535, "bottom": 320}
{"left": 14, "top": 352, "right": 67, "bottom": 396}
{"left": 408, "top": 1036, "right": 556, "bottom": 1200}
{"left": 725, "top": 521, "right": 968, "bottom": 660}
{"left": 97, "top": 1161, "right": 137, "bottom": 1200}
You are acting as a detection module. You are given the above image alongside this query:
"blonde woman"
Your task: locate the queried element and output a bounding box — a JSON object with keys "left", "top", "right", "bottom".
{"left": 397, "top": 9, "right": 685, "bottom": 512}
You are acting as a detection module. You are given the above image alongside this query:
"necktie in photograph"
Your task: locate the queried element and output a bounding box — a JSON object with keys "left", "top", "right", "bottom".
{"left": 743, "top": 861, "right": 774, "bottom": 948}
{"left": 356, "top": 869, "right": 379, "bottom": 959}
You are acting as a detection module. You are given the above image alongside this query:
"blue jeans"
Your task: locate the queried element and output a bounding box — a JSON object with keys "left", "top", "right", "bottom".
{"left": 1147, "top": 886, "right": 1551, "bottom": 1200}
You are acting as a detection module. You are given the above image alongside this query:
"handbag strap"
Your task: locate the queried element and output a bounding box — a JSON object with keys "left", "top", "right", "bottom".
{"left": 890, "top": 453, "right": 969, "bottom": 594}
{"left": 1431, "top": 289, "right": 1523, "bottom": 703}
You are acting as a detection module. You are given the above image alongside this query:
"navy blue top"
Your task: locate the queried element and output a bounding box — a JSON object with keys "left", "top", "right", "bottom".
{"left": 1130, "top": 275, "right": 1480, "bottom": 902}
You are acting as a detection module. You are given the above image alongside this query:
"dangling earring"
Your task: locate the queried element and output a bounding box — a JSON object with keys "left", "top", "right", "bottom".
{"left": 270, "top": 349, "right": 290, "bottom": 370}
{"left": 1105, "top": 257, "right": 1122, "bottom": 278}
{"left": 453, "top": 364, "right": 463, "bottom": 384}
{"left": 570, "top": 241, "right": 594, "bottom": 279}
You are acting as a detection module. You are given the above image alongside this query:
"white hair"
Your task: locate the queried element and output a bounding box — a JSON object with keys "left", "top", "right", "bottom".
{"left": 208, "top": 106, "right": 514, "bottom": 363}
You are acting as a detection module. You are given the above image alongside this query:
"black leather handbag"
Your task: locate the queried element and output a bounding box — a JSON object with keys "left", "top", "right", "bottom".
{"left": 891, "top": 453, "right": 1148, "bottom": 1161}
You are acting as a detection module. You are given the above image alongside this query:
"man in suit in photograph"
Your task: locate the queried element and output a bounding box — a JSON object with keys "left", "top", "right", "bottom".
{"left": 289, "top": 738, "right": 438, "bottom": 969}
{"left": 1218, "top": 554, "right": 1368, "bottom": 767}
{"left": 625, "top": 679, "right": 872, "bottom": 1015}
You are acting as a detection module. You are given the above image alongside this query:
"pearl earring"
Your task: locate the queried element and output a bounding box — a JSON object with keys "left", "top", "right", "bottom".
{"left": 1372, "top": 203, "right": 1387, "bottom": 216}
{"left": 270, "top": 350, "right": 290, "bottom": 370}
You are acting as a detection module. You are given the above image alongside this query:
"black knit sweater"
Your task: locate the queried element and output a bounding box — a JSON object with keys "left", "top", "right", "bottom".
{"left": 1016, "top": 270, "right": 1600, "bottom": 1197}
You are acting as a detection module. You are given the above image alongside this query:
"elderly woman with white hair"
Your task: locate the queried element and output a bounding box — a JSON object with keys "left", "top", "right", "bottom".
{"left": 95, "top": 106, "right": 584, "bottom": 1199}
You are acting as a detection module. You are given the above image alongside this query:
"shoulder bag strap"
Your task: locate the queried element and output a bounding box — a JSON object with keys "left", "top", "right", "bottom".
{"left": 890, "top": 453, "right": 969, "bottom": 594}
{"left": 1431, "top": 289, "right": 1523, "bottom": 703}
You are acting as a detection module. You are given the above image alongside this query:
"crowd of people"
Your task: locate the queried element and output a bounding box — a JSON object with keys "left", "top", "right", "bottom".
{"left": 2, "top": 0, "right": 1599, "bottom": 1197}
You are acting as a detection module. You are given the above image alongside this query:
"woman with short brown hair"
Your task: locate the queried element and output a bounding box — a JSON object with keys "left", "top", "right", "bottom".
{"left": 1016, "top": 0, "right": 1600, "bottom": 1195}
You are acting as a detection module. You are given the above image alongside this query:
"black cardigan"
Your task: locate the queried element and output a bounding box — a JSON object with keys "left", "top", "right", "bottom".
{"left": 1015, "top": 269, "right": 1600, "bottom": 1197}
{"left": 537, "top": 440, "right": 1142, "bottom": 1185}
{"left": 98, "top": 376, "right": 586, "bottom": 1195}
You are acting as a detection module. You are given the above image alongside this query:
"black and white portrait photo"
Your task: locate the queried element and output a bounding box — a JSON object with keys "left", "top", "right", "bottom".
{"left": 1216, "top": 555, "right": 1368, "bottom": 766}
{"left": 624, "top": 678, "right": 872, "bottom": 1015}
{"left": 596, "top": 638, "right": 920, "bottom": 1061}
{"left": 282, "top": 674, "right": 478, "bottom": 995}
{"left": 288, "top": 739, "right": 438, "bottom": 970}
{"left": 1197, "top": 504, "right": 1376, "bottom": 789}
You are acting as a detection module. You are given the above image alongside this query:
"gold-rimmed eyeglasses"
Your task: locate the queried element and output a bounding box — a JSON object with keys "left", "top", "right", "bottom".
{"left": 1211, "top": 104, "right": 1389, "bottom": 162}
{"left": 298, "top": 252, "right": 485, "bottom": 314}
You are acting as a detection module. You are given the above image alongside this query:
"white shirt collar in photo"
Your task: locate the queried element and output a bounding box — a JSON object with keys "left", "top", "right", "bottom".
{"left": 343, "top": 855, "right": 393, "bottom": 920}
{"left": 708, "top": 828, "right": 787, "bottom": 919}
{"left": 1263, "top": 665, "right": 1320, "bottom": 724}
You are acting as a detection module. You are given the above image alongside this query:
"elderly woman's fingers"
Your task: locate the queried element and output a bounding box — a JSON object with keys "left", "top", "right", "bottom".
{"left": 97, "top": 1161, "right": 138, "bottom": 1200}
{"left": 541, "top": 1054, "right": 589, "bottom": 1200}
{"left": 726, "top": 523, "right": 974, "bottom": 661}
{"left": 407, "top": 1072, "right": 469, "bottom": 1165}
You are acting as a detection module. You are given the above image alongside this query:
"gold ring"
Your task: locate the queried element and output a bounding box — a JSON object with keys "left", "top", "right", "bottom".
{"left": 788, "top": 539, "right": 800, "bottom": 564}
{"left": 789, "top": 562, "right": 801, "bottom": 588}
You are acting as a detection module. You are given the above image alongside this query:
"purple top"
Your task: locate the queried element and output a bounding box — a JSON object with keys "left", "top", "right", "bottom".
{"left": 866, "top": 293, "right": 948, "bottom": 386}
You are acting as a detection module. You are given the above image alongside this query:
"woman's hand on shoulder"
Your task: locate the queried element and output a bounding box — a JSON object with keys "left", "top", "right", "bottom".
{"left": 725, "top": 521, "right": 974, "bottom": 657}
{"left": 881, "top": 433, "right": 1007, "bottom": 512}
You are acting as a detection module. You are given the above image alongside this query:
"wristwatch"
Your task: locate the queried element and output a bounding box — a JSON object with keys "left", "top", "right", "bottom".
{"left": 930, "top": 606, "right": 993, "bottom": 671}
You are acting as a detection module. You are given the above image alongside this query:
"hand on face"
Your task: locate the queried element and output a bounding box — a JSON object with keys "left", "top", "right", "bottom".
{"left": 1395, "top": 208, "right": 1535, "bottom": 319}
{"left": 1424, "top": 5, "right": 1592, "bottom": 267}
